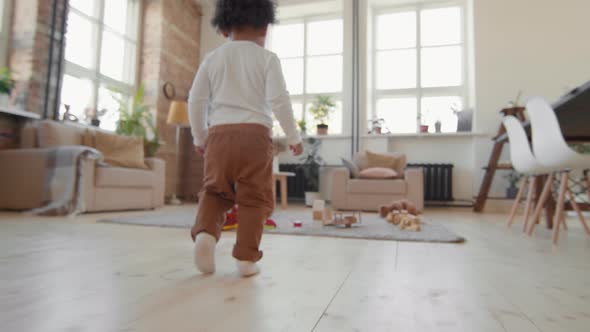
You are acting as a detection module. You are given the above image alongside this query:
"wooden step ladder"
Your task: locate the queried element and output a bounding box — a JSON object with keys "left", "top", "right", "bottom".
{"left": 473, "top": 107, "right": 526, "bottom": 212}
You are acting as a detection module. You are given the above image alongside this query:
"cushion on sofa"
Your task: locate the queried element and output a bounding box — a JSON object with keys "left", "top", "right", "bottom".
{"left": 347, "top": 179, "right": 407, "bottom": 195}
{"left": 37, "top": 120, "right": 86, "bottom": 148}
{"left": 95, "top": 131, "right": 148, "bottom": 169}
{"left": 95, "top": 166, "right": 154, "bottom": 188}
{"left": 365, "top": 150, "right": 406, "bottom": 177}
{"left": 20, "top": 123, "right": 38, "bottom": 148}
{"left": 341, "top": 157, "right": 361, "bottom": 178}
{"left": 359, "top": 167, "right": 398, "bottom": 179}
{"left": 82, "top": 129, "right": 96, "bottom": 147}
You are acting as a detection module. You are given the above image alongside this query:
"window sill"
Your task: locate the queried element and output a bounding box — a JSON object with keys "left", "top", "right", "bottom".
{"left": 362, "top": 132, "right": 486, "bottom": 139}
{"left": 0, "top": 106, "right": 41, "bottom": 120}
{"left": 273, "top": 132, "right": 487, "bottom": 141}
{"left": 273, "top": 134, "right": 352, "bottom": 140}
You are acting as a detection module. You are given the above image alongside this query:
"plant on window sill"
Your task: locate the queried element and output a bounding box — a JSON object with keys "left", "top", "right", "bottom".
{"left": 308, "top": 95, "right": 335, "bottom": 136}
{"left": 0, "top": 67, "right": 15, "bottom": 107}
{"left": 113, "top": 84, "right": 160, "bottom": 157}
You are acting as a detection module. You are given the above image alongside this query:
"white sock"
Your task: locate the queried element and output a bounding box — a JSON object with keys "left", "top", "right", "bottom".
{"left": 194, "top": 233, "right": 216, "bottom": 274}
{"left": 236, "top": 260, "right": 260, "bottom": 277}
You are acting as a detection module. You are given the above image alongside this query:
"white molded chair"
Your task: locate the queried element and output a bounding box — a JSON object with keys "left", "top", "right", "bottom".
{"left": 502, "top": 116, "right": 555, "bottom": 231}
{"left": 526, "top": 96, "right": 590, "bottom": 244}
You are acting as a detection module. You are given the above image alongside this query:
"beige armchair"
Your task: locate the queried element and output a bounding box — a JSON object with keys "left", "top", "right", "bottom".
{"left": 0, "top": 120, "right": 165, "bottom": 212}
{"left": 331, "top": 152, "right": 424, "bottom": 212}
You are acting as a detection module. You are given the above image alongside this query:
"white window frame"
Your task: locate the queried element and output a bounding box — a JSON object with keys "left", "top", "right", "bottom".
{"left": 62, "top": 0, "right": 141, "bottom": 122}
{"left": 269, "top": 13, "right": 345, "bottom": 134}
{"left": 0, "top": 0, "right": 12, "bottom": 67}
{"left": 371, "top": 0, "right": 469, "bottom": 133}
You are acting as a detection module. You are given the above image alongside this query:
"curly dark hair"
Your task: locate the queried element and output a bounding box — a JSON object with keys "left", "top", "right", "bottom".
{"left": 211, "top": 0, "right": 277, "bottom": 31}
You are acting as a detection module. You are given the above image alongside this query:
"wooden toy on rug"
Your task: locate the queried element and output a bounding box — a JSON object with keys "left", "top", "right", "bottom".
{"left": 379, "top": 199, "right": 418, "bottom": 217}
{"left": 386, "top": 212, "right": 421, "bottom": 231}
{"left": 312, "top": 200, "right": 333, "bottom": 223}
{"left": 327, "top": 211, "right": 362, "bottom": 228}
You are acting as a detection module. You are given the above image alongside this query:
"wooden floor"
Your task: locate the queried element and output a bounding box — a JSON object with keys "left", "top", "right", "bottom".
{"left": 1, "top": 206, "right": 590, "bottom": 332}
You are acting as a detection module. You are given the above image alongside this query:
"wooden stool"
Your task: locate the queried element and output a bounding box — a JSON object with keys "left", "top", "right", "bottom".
{"left": 273, "top": 172, "right": 295, "bottom": 209}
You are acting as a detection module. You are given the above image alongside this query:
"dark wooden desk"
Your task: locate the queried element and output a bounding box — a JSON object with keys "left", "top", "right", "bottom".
{"left": 475, "top": 80, "right": 590, "bottom": 226}
{"left": 496, "top": 80, "right": 590, "bottom": 143}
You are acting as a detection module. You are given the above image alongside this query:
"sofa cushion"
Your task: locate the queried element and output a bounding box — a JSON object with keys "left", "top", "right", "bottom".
{"left": 95, "top": 166, "right": 154, "bottom": 188}
{"left": 82, "top": 129, "right": 96, "bottom": 147}
{"left": 37, "top": 120, "right": 86, "bottom": 148}
{"left": 348, "top": 179, "right": 407, "bottom": 195}
{"left": 95, "top": 131, "right": 148, "bottom": 169}
{"left": 359, "top": 167, "right": 398, "bottom": 179}
{"left": 365, "top": 150, "right": 406, "bottom": 177}
{"left": 20, "top": 123, "right": 38, "bottom": 148}
{"left": 341, "top": 157, "right": 361, "bottom": 178}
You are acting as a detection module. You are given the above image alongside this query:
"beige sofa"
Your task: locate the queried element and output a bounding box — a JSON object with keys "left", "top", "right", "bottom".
{"left": 331, "top": 152, "right": 424, "bottom": 212}
{"left": 0, "top": 120, "right": 165, "bottom": 212}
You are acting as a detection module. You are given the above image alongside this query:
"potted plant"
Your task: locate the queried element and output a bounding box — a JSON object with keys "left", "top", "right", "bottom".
{"left": 297, "top": 119, "right": 307, "bottom": 136}
{"left": 452, "top": 103, "right": 473, "bottom": 132}
{"left": 308, "top": 95, "right": 335, "bottom": 135}
{"left": 369, "top": 117, "right": 386, "bottom": 134}
{"left": 417, "top": 111, "right": 429, "bottom": 133}
{"left": 85, "top": 107, "right": 107, "bottom": 127}
{"left": 504, "top": 170, "right": 523, "bottom": 199}
{"left": 113, "top": 84, "right": 161, "bottom": 157}
{"left": 0, "top": 67, "right": 15, "bottom": 107}
{"left": 298, "top": 137, "right": 325, "bottom": 206}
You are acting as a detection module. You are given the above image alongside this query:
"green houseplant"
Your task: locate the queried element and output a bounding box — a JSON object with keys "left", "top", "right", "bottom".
{"left": 297, "top": 119, "right": 307, "bottom": 136}
{"left": 503, "top": 170, "right": 523, "bottom": 199}
{"left": 0, "top": 67, "right": 15, "bottom": 106}
{"left": 308, "top": 95, "right": 335, "bottom": 135}
{"left": 113, "top": 84, "right": 160, "bottom": 157}
{"left": 298, "top": 137, "right": 325, "bottom": 206}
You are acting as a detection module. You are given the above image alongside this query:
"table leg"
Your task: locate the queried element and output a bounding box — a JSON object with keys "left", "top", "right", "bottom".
{"left": 534, "top": 175, "right": 555, "bottom": 229}
{"left": 280, "top": 176, "right": 288, "bottom": 209}
{"left": 272, "top": 175, "right": 277, "bottom": 209}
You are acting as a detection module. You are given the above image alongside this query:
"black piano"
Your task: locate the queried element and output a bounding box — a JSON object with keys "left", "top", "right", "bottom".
{"left": 498, "top": 79, "right": 590, "bottom": 142}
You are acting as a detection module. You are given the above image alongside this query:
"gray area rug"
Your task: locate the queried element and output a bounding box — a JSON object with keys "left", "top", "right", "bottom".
{"left": 100, "top": 210, "right": 465, "bottom": 243}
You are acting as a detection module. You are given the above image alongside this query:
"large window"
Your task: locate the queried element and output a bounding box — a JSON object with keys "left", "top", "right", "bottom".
{"left": 61, "top": 0, "right": 140, "bottom": 131}
{"left": 373, "top": 4, "right": 467, "bottom": 134}
{"left": 268, "top": 17, "right": 344, "bottom": 135}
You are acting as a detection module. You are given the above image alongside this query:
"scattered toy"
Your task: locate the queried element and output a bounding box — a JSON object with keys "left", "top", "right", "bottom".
{"left": 379, "top": 199, "right": 418, "bottom": 217}
{"left": 223, "top": 205, "right": 277, "bottom": 230}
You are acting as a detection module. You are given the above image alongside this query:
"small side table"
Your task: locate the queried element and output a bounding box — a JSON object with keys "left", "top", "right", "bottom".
{"left": 273, "top": 172, "right": 295, "bottom": 209}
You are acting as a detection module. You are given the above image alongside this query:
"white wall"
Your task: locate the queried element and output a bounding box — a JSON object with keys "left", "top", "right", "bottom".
{"left": 197, "top": 0, "right": 590, "bottom": 205}
{"left": 199, "top": 0, "right": 225, "bottom": 60}
{"left": 471, "top": 0, "right": 590, "bottom": 198}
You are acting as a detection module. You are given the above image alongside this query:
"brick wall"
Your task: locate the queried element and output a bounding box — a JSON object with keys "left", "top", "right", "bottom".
{"left": 140, "top": 0, "right": 203, "bottom": 199}
{"left": 0, "top": 0, "right": 67, "bottom": 148}
{"left": 9, "top": 0, "right": 67, "bottom": 118}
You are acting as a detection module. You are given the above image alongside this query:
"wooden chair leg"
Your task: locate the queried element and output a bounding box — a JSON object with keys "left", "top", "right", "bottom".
{"left": 561, "top": 211, "right": 567, "bottom": 230}
{"left": 522, "top": 176, "right": 537, "bottom": 232}
{"left": 552, "top": 172, "right": 569, "bottom": 245}
{"left": 567, "top": 189, "right": 590, "bottom": 235}
{"left": 508, "top": 176, "right": 527, "bottom": 227}
{"left": 584, "top": 170, "right": 590, "bottom": 201}
{"left": 528, "top": 174, "right": 554, "bottom": 236}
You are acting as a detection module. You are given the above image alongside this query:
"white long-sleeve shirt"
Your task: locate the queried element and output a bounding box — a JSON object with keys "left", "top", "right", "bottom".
{"left": 188, "top": 40, "right": 301, "bottom": 147}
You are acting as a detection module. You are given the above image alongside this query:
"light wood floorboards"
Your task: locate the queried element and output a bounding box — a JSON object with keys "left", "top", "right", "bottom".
{"left": 1, "top": 206, "right": 589, "bottom": 332}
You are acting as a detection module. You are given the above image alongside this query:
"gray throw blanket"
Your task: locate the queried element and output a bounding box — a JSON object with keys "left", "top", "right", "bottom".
{"left": 30, "top": 146, "right": 102, "bottom": 216}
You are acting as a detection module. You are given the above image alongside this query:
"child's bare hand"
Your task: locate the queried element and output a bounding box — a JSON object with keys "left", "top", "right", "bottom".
{"left": 195, "top": 146, "right": 205, "bottom": 155}
{"left": 290, "top": 143, "right": 304, "bottom": 156}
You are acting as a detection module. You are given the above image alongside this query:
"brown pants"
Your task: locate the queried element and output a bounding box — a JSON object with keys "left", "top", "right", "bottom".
{"left": 191, "top": 124, "right": 274, "bottom": 262}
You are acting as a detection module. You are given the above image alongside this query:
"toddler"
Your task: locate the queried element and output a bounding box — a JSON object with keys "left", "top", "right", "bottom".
{"left": 188, "top": 0, "right": 303, "bottom": 277}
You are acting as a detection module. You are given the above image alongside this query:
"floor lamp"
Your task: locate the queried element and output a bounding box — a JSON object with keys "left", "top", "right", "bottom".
{"left": 167, "top": 100, "right": 189, "bottom": 205}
